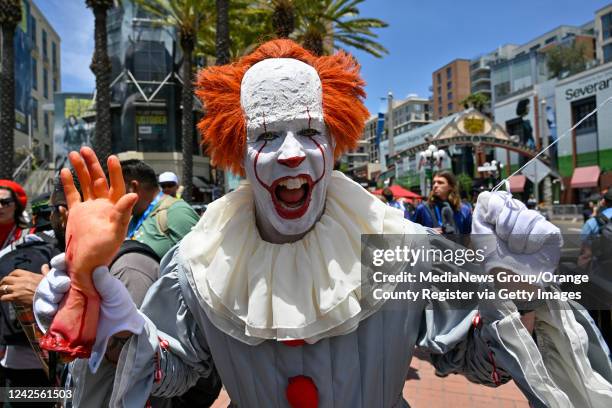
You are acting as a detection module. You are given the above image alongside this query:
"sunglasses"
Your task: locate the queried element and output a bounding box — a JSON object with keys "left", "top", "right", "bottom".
{"left": 160, "top": 182, "right": 177, "bottom": 188}
{"left": 0, "top": 198, "right": 15, "bottom": 207}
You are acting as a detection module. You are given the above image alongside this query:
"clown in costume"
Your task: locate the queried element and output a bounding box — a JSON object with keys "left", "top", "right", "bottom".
{"left": 34, "top": 40, "right": 612, "bottom": 407}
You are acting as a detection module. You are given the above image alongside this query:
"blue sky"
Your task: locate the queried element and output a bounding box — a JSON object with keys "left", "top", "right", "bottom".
{"left": 37, "top": 0, "right": 611, "bottom": 114}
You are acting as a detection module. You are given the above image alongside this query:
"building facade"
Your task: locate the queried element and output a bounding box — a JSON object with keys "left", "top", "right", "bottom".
{"left": 2, "top": 0, "right": 61, "bottom": 173}
{"left": 432, "top": 59, "right": 471, "bottom": 119}
{"left": 555, "top": 62, "right": 612, "bottom": 202}
{"left": 490, "top": 25, "right": 596, "bottom": 108}
{"left": 595, "top": 4, "right": 612, "bottom": 64}
{"left": 469, "top": 45, "right": 517, "bottom": 113}
{"left": 105, "top": 0, "right": 213, "bottom": 200}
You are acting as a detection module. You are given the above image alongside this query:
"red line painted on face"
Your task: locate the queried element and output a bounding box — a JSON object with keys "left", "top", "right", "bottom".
{"left": 254, "top": 140, "right": 271, "bottom": 191}
{"left": 310, "top": 136, "right": 326, "bottom": 185}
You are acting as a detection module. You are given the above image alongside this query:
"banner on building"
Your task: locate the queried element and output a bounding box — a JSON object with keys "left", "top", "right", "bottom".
{"left": 53, "top": 93, "right": 94, "bottom": 170}
{"left": 14, "top": 0, "right": 32, "bottom": 134}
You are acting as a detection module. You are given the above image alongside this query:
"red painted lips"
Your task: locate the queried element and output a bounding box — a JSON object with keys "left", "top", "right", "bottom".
{"left": 270, "top": 174, "right": 313, "bottom": 219}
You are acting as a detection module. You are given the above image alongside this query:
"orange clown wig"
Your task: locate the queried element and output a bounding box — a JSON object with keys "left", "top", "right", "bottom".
{"left": 195, "top": 39, "right": 370, "bottom": 176}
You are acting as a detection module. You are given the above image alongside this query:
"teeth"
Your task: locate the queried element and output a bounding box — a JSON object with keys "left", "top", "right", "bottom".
{"left": 280, "top": 177, "right": 307, "bottom": 189}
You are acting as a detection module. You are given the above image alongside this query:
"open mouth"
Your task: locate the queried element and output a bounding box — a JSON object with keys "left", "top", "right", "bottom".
{"left": 270, "top": 174, "right": 313, "bottom": 219}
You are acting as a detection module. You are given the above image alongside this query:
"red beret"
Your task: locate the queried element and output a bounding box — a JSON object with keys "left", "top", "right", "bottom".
{"left": 0, "top": 180, "right": 27, "bottom": 208}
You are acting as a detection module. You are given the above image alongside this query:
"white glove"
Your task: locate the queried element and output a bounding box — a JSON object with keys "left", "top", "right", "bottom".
{"left": 33, "top": 253, "right": 71, "bottom": 331}
{"left": 472, "top": 191, "right": 563, "bottom": 281}
{"left": 33, "top": 253, "right": 145, "bottom": 372}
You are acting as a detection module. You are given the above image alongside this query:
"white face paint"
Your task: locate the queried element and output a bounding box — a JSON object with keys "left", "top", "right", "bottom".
{"left": 241, "top": 58, "right": 334, "bottom": 238}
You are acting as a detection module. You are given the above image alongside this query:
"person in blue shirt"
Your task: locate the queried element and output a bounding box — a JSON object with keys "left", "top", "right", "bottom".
{"left": 412, "top": 170, "right": 472, "bottom": 235}
{"left": 382, "top": 187, "right": 406, "bottom": 213}
{"left": 581, "top": 189, "right": 612, "bottom": 242}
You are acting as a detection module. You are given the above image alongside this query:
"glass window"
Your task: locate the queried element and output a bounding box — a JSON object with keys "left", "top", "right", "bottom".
{"left": 437, "top": 72, "right": 441, "bottom": 83}
{"left": 446, "top": 66, "right": 452, "bottom": 78}
{"left": 492, "top": 66, "right": 510, "bottom": 99}
{"left": 572, "top": 96, "right": 597, "bottom": 134}
{"left": 545, "top": 36, "right": 556, "bottom": 44}
{"left": 42, "top": 30, "right": 48, "bottom": 61}
{"left": 447, "top": 91, "right": 453, "bottom": 100}
{"left": 52, "top": 42, "right": 57, "bottom": 70}
{"left": 31, "top": 98, "right": 38, "bottom": 130}
{"left": 447, "top": 81, "right": 452, "bottom": 90}
{"left": 43, "top": 69, "right": 48, "bottom": 98}
{"left": 30, "top": 17, "right": 37, "bottom": 48}
{"left": 604, "top": 43, "right": 612, "bottom": 64}
{"left": 512, "top": 58, "right": 532, "bottom": 91}
{"left": 448, "top": 102, "right": 453, "bottom": 111}
{"left": 44, "top": 112, "right": 49, "bottom": 137}
{"left": 31, "top": 57, "right": 37, "bottom": 90}
{"left": 602, "top": 12, "right": 612, "bottom": 40}
{"left": 133, "top": 41, "right": 167, "bottom": 81}
{"left": 53, "top": 77, "right": 58, "bottom": 93}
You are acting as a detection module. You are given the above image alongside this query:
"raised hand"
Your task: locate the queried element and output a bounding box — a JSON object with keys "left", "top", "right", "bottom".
{"left": 472, "top": 191, "right": 563, "bottom": 277}
{"left": 39, "top": 147, "right": 137, "bottom": 359}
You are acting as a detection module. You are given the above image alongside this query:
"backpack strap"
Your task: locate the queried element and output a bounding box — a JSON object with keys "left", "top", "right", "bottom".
{"left": 424, "top": 202, "right": 441, "bottom": 227}
{"left": 149, "top": 195, "right": 179, "bottom": 237}
{"left": 595, "top": 214, "right": 610, "bottom": 229}
{"left": 110, "top": 240, "right": 161, "bottom": 268}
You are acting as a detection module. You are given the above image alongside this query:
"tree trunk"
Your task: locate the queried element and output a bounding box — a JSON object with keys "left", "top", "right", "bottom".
{"left": 90, "top": 5, "right": 112, "bottom": 167}
{"left": 216, "top": 0, "right": 230, "bottom": 65}
{"left": 0, "top": 23, "right": 17, "bottom": 179}
{"left": 213, "top": 0, "right": 231, "bottom": 194}
{"left": 181, "top": 37, "right": 194, "bottom": 202}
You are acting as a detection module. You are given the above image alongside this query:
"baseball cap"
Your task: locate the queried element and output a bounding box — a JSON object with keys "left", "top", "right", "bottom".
{"left": 159, "top": 171, "right": 179, "bottom": 185}
{"left": 0, "top": 180, "right": 27, "bottom": 207}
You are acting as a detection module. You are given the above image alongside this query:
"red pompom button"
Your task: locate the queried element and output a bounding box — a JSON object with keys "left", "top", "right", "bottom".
{"left": 282, "top": 339, "right": 306, "bottom": 347}
{"left": 286, "top": 375, "right": 319, "bottom": 408}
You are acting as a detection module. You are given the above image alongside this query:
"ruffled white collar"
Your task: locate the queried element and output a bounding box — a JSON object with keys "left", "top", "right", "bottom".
{"left": 179, "top": 171, "right": 422, "bottom": 345}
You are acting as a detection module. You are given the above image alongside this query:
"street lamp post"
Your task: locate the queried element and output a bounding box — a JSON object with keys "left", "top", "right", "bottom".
{"left": 481, "top": 160, "right": 504, "bottom": 188}
{"left": 418, "top": 144, "right": 446, "bottom": 196}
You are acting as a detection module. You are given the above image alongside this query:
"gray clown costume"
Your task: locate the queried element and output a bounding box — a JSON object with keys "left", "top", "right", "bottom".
{"left": 66, "top": 172, "right": 612, "bottom": 407}
{"left": 35, "top": 39, "right": 612, "bottom": 408}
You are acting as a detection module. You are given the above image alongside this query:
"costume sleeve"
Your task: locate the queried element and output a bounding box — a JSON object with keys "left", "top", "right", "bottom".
{"left": 415, "top": 233, "right": 571, "bottom": 408}
{"left": 109, "top": 248, "right": 216, "bottom": 407}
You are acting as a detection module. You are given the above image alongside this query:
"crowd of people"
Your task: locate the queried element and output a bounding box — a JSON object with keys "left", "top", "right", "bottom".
{"left": 0, "top": 162, "right": 223, "bottom": 407}
{"left": 379, "top": 171, "right": 473, "bottom": 237}
{"left": 0, "top": 39, "right": 610, "bottom": 408}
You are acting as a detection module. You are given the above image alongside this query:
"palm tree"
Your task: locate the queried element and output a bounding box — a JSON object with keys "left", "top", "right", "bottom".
{"left": 0, "top": 0, "right": 22, "bottom": 179}
{"left": 294, "top": 0, "right": 388, "bottom": 57}
{"left": 460, "top": 92, "right": 490, "bottom": 113}
{"left": 197, "top": 1, "right": 271, "bottom": 60}
{"left": 216, "top": 0, "right": 230, "bottom": 65}
{"left": 137, "top": 0, "right": 213, "bottom": 202}
{"left": 86, "top": 0, "right": 114, "bottom": 169}
{"left": 271, "top": 0, "right": 295, "bottom": 38}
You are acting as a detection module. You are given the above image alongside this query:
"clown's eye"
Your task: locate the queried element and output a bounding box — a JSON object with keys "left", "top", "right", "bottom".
{"left": 257, "top": 131, "right": 279, "bottom": 142}
{"left": 298, "top": 128, "right": 320, "bottom": 137}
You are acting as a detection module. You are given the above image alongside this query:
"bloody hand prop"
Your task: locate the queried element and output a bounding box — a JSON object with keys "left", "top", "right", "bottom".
{"left": 39, "top": 148, "right": 137, "bottom": 359}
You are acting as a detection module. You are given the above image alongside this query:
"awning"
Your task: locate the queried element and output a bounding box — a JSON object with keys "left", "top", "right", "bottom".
{"left": 193, "top": 176, "right": 214, "bottom": 192}
{"left": 570, "top": 165, "right": 600, "bottom": 189}
{"left": 509, "top": 175, "right": 526, "bottom": 193}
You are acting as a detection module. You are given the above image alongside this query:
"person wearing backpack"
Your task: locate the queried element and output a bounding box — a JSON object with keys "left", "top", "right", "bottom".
{"left": 121, "top": 160, "right": 200, "bottom": 260}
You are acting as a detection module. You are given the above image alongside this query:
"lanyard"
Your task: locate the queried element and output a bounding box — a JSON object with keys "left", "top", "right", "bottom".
{"left": 127, "top": 191, "right": 164, "bottom": 239}
{"left": 434, "top": 205, "right": 443, "bottom": 227}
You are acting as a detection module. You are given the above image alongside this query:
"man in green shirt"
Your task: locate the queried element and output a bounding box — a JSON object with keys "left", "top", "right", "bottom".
{"left": 121, "top": 160, "right": 199, "bottom": 259}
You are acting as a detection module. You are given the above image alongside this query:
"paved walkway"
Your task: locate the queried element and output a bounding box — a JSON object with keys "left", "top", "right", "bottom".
{"left": 210, "top": 348, "right": 529, "bottom": 407}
